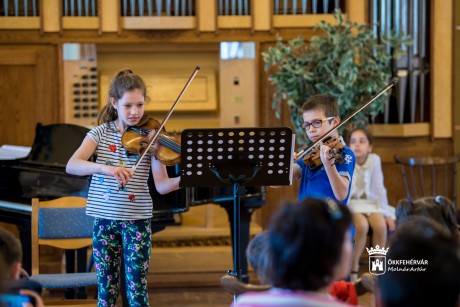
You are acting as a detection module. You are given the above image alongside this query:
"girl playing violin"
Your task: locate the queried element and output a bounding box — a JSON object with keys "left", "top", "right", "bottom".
{"left": 66, "top": 69, "right": 180, "bottom": 307}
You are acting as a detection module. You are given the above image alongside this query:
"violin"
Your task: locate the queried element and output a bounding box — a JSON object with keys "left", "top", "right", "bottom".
{"left": 302, "top": 136, "right": 345, "bottom": 167}
{"left": 121, "top": 115, "right": 181, "bottom": 166}
{"left": 296, "top": 78, "right": 399, "bottom": 167}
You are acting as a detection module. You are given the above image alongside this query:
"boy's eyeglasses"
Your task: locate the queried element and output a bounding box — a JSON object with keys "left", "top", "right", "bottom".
{"left": 300, "top": 117, "right": 335, "bottom": 130}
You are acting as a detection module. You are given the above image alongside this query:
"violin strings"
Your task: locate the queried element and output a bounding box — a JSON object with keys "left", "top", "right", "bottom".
{"left": 158, "top": 135, "right": 181, "bottom": 153}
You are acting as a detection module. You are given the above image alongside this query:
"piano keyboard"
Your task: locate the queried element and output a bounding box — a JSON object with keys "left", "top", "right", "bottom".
{"left": 0, "top": 200, "right": 32, "bottom": 213}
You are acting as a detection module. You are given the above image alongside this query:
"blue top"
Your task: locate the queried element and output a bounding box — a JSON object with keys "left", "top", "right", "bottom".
{"left": 296, "top": 144, "right": 355, "bottom": 205}
{"left": 296, "top": 142, "right": 356, "bottom": 241}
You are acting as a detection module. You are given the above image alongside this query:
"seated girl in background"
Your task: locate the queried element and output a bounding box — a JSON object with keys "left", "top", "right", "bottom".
{"left": 348, "top": 128, "right": 395, "bottom": 282}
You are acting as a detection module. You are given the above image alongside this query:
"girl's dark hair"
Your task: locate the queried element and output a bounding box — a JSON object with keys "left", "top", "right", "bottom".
{"left": 268, "top": 197, "right": 352, "bottom": 291}
{"left": 381, "top": 216, "right": 460, "bottom": 307}
{"left": 246, "top": 231, "right": 272, "bottom": 285}
{"left": 98, "top": 69, "right": 150, "bottom": 126}
{"left": 347, "top": 127, "right": 373, "bottom": 145}
{"left": 396, "top": 196, "right": 458, "bottom": 242}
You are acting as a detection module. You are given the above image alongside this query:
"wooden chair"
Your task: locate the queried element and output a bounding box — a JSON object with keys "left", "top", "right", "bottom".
{"left": 29, "top": 196, "right": 97, "bottom": 305}
{"left": 394, "top": 155, "right": 460, "bottom": 204}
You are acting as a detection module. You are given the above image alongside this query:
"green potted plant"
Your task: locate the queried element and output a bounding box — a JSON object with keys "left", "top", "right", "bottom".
{"left": 262, "top": 10, "right": 411, "bottom": 145}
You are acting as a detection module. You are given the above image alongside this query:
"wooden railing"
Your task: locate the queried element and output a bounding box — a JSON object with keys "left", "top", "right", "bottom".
{"left": 0, "top": 0, "right": 347, "bottom": 31}
{"left": 1, "top": 0, "right": 39, "bottom": 16}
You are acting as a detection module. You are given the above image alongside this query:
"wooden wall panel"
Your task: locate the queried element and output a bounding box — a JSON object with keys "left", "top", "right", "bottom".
{"left": 96, "top": 43, "right": 221, "bottom": 132}
{"left": 431, "top": 0, "right": 453, "bottom": 138}
{"left": 453, "top": 0, "right": 460, "bottom": 206}
{"left": 0, "top": 45, "right": 59, "bottom": 146}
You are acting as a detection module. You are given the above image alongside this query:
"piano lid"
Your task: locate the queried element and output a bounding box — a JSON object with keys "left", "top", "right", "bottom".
{"left": 25, "top": 122, "right": 92, "bottom": 166}
{"left": 0, "top": 122, "right": 92, "bottom": 203}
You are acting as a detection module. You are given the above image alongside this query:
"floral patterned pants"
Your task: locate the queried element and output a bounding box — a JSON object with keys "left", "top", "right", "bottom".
{"left": 93, "top": 218, "right": 152, "bottom": 307}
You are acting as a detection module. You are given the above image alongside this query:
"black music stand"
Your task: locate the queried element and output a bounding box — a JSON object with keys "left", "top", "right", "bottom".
{"left": 180, "top": 127, "right": 293, "bottom": 280}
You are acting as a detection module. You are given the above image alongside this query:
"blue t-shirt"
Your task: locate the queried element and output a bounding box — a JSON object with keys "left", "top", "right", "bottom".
{"left": 296, "top": 143, "right": 356, "bottom": 241}
{"left": 296, "top": 145, "right": 355, "bottom": 205}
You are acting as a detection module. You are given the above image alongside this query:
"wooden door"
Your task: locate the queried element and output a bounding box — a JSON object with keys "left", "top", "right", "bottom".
{"left": 0, "top": 45, "right": 59, "bottom": 146}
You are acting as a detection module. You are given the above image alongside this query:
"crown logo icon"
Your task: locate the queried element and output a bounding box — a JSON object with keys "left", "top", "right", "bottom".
{"left": 366, "top": 245, "right": 389, "bottom": 256}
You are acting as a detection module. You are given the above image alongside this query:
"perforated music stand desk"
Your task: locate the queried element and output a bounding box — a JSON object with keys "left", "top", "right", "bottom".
{"left": 180, "top": 127, "right": 293, "bottom": 280}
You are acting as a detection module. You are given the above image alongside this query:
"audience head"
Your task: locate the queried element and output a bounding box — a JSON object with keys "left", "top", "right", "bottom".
{"left": 0, "top": 228, "right": 22, "bottom": 280}
{"left": 0, "top": 252, "right": 6, "bottom": 293}
{"left": 268, "top": 197, "right": 352, "bottom": 291}
{"left": 379, "top": 215, "right": 460, "bottom": 307}
{"left": 246, "top": 231, "right": 272, "bottom": 285}
{"left": 396, "top": 196, "right": 458, "bottom": 242}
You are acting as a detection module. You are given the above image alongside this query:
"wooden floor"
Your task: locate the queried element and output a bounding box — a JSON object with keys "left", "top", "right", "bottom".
{"left": 148, "top": 287, "right": 375, "bottom": 307}
{"left": 43, "top": 279, "right": 376, "bottom": 307}
{"left": 145, "top": 286, "right": 234, "bottom": 307}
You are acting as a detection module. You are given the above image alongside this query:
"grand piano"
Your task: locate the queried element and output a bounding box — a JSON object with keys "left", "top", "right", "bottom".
{"left": 0, "top": 122, "right": 265, "bottom": 281}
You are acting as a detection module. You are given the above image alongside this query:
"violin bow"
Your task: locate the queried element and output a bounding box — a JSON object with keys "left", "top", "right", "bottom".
{"left": 131, "top": 65, "right": 200, "bottom": 172}
{"left": 295, "top": 77, "right": 399, "bottom": 162}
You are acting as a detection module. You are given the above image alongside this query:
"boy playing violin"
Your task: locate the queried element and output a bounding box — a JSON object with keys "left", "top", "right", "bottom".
{"left": 293, "top": 94, "right": 355, "bottom": 204}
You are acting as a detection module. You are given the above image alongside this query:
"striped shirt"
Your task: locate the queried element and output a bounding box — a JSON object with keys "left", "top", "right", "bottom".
{"left": 86, "top": 122, "right": 153, "bottom": 220}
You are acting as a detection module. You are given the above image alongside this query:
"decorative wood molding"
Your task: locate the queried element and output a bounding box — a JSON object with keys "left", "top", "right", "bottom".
{"left": 99, "top": 0, "right": 119, "bottom": 33}
{"left": 346, "top": 0, "right": 367, "bottom": 25}
{"left": 0, "top": 49, "right": 37, "bottom": 65}
{"left": 217, "top": 16, "right": 251, "bottom": 29}
{"left": 100, "top": 70, "right": 217, "bottom": 112}
{"left": 368, "top": 123, "right": 430, "bottom": 137}
{"left": 272, "top": 14, "right": 337, "bottom": 28}
{"left": 0, "top": 17, "right": 40, "bottom": 29}
{"left": 253, "top": 0, "right": 271, "bottom": 32}
{"left": 62, "top": 17, "right": 98, "bottom": 29}
{"left": 41, "top": 0, "right": 61, "bottom": 33}
{"left": 122, "top": 16, "right": 196, "bottom": 30}
{"left": 196, "top": 0, "right": 216, "bottom": 32}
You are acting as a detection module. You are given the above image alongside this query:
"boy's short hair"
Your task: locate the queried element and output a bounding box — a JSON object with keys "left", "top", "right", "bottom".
{"left": 0, "top": 228, "right": 22, "bottom": 270}
{"left": 300, "top": 94, "right": 339, "bottom": 118}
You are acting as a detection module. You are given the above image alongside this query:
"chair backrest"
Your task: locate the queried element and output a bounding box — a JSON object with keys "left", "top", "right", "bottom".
{"left": 31, "top": 196, "right": 94, "bottom": 276}
{"left": 394, "top": 155, "right": 460, "bottom": 204}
